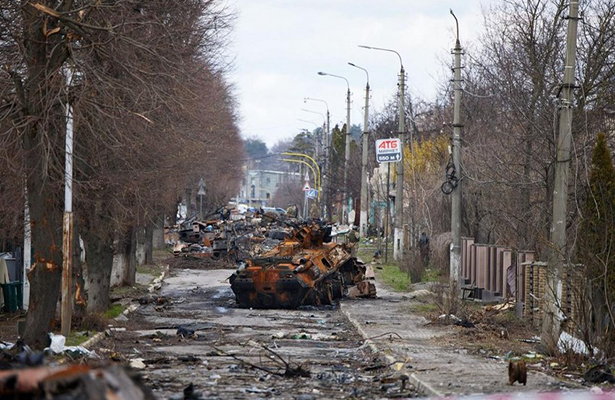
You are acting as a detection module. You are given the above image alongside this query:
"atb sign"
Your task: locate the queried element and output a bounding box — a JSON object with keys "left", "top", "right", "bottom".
{"left": 375, "top": 138, "right": 402, "bottom": 163}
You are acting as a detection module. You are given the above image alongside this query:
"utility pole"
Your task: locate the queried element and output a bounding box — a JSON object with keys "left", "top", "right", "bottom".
{"left": 543, "top": 0, "right": 579, "bottom": 351}
{"left": 385, "top": 163, "right": 391, "bottom": 263}
{"left": 450, "top": 10, "right": 463, "bottom": 291}
{"left": 324, "top": 109, "right": 330, "bottom": 219}
{"left": 359, "top": 46, "right": 406, "bottom": 260}
{"left": 349, "top": 63, "right": 370, "bottom": 237}
{"left": 344, "top": 86, "right": 352, "bottom": 225}
{"left": 61, "top": 68, "right": 74, "bottom": 337}
{"left": 394, "top": 64, "right": 406, "bottom": 261}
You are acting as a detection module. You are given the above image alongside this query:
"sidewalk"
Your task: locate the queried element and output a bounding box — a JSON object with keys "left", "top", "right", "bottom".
{"left": 340, "top": 278, "right": 577, "bottom": 397}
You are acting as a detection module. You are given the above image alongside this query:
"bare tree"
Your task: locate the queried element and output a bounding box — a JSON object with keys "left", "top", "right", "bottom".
{"left": 0, "top": 0, "right": 241, "bottom": 347}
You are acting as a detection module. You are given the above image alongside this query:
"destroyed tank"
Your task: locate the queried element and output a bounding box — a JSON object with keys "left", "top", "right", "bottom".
{"left": 230, "top": 224, "right": 376, "bottom": 308}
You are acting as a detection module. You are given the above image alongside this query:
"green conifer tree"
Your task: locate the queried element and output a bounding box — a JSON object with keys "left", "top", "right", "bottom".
{"left": 579, "top": 132, "right": 615, "bottom": 307}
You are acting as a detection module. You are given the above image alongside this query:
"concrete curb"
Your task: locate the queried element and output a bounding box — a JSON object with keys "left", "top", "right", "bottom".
{"left": 339, "top": 302, "right": 444, "bottom": 398}
{"left": 83, "top": 265, "right": 168, "bottom": 350}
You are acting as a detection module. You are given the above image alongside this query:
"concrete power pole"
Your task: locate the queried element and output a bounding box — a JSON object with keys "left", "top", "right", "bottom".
{"left": 450, "top": 10, "right": 463, "bottom": 290}
{"left": 394, "top": 65, "right": 405, "bottom": 260}
{"left": 543, "top": 0, "right": 579, "bottom": 351}
{"left": 61, "top": 68, "right": 74, "bottom": 336}
{"left": 357, "top": 45, "right": 405, "bottom": 259}
{"left": 349, "top": 62, "right": 370, "bottom": 237}
{"left": 325, "top": 109, "right": 330, "bottom": 219}
{"left": 344, "top": 87, "right": 352, "bottom": 224}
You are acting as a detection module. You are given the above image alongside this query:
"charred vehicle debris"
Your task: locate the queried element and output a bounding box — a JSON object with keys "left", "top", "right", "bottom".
{"left": 166, "top": 207, "right": 377, "bottom": 308}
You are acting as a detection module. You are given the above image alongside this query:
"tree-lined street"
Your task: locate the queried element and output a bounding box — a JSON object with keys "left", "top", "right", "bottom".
{"left": 3, "top": 0, "right": 615, "bottom": 398}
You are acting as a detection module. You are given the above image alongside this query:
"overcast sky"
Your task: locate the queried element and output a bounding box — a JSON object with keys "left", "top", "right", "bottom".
{"left": 227, "top": 1, "right": 495, "bottom": 148}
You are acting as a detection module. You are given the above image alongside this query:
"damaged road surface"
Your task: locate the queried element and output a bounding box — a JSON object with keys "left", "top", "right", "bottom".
{"left": 95, "top": 267, "right": 417, "bottom": 399}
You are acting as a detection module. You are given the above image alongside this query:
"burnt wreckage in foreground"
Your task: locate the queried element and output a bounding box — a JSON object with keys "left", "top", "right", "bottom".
{"left": 230, "top": 224, "right": 376, "bottom": 308}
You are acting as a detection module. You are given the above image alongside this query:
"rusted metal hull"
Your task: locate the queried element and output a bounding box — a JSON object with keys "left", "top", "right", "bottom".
{"left": 230, "top": 224, "right": 375, "bottom": 309}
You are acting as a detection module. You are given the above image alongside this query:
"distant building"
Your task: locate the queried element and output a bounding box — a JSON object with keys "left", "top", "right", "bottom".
{"left": 238, "top": 169, "right": 300, "bottom": 206}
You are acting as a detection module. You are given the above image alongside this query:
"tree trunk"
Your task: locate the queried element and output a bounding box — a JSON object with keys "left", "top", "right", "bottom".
{"left": 20, "top": 0, "right": 70, "bottom": 349}
{"left": 135, "top": 226, "right": 147, "bottom": 266}
{"left": 121, "top": 228, "right": 137, "bottom": 285}
{"left": 84, "top": 235, "right": 114, "bottom": 314}
{"left": 145, "top": 224, "right": 153, "bottom": 265}
{"left": 22, "top": 179, "right": 63, "bottom": 349}
{"left": 152, "top": 215, "right": 165, "bottom": 249}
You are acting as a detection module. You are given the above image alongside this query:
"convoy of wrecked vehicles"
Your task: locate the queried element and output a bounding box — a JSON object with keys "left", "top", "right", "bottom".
{"left": 168, "top": 206, "right": 376, "bottom": 309}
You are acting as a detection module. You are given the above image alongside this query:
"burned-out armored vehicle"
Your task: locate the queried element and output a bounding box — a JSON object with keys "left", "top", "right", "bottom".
{"left": 230, "top": 224, "right": 376, "bottom": 308}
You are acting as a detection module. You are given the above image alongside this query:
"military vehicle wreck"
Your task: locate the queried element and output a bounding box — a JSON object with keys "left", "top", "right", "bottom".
{"left": 230, "top": 224, "right": 376, "bottom": 308}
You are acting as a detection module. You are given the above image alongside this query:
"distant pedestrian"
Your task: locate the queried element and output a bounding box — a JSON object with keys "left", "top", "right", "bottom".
{"left": 419, "top": 232, "right": 430, "bottom": 265}
{"left": 286, "top": 204, "right": 298, "bottom": 218}
{"left": 348, "top": 226, "right": 360, "bottom": 256}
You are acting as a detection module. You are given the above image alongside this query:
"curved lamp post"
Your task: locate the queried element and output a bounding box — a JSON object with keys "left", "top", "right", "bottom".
{"left": 304, "top": 97, "right": 331, "bottom": 218}
{"left": 317, "top": 71, "right": 352, "bottom": 225}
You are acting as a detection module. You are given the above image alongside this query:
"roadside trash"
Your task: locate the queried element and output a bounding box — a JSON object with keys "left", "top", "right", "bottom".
{"left": 129, "top": 358, "right": 146, "bottom": 369}
{"left": 178, "top": 355, "right": 201, "bottom": 363}
{"left": 49, "top": 333, "right": 65, "bottom": 353}
{"left": 176, "top": 326, "right": 196, "bottom": 338}
{"left": 454, "top": 319, "right": 475, "bottom": 328}
{"left": 438, "top": 314, "right": 462, "bottom": 323}
{"left": 584, "top": 364, "right": 615, "bottom": 384}
{"left": 291, "top": 333, "right": 311, "bottom": 340}
{"left": 558, "top": 331, "right": 591, "bottom": 355}
{"left": 45, "top": 334, "right": 93, "bottom": 358}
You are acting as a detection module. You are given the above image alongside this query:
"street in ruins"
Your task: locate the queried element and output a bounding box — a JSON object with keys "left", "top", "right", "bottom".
{"left": 95, "top": 267, "right": 419, "bottom": 399}
{"left": 84, "top": 255, "right": 580, "bottom": 399}
{"left": 5, "top": 1, "right": 615, "bottom": 399}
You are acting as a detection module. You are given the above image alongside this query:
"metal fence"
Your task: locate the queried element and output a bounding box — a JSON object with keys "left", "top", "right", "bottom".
{"left": 461, "top": 237, "right": 528, "bottom": 301}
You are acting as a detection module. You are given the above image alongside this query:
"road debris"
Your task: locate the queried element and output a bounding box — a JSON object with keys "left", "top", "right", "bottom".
{"left": 0, "top": 364, "right": 152, "bottom": 399}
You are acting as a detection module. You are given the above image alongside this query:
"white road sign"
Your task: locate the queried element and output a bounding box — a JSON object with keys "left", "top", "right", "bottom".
{"left": 375, "top": 138, "right": 402, "bottom": 163}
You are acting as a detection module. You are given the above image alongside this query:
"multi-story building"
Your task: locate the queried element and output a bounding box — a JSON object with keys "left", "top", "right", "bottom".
{"left": 238, "top": 168, "right": 300, "bottom": 206}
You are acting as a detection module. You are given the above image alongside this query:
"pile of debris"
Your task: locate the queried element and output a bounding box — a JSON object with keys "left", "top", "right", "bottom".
{"left": 0, "top": 339, "right": 152, "bottom": 399}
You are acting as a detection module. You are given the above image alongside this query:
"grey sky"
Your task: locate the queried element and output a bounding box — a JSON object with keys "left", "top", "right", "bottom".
{"left": 228, "top": 1, "right": 494, "bottom": 147}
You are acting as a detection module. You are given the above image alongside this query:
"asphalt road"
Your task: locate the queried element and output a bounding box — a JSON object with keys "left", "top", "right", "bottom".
{"left": 97, "top": 267, "right": 418, "bottom": 399}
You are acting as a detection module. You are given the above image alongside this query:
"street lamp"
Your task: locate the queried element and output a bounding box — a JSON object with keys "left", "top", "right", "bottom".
{"left": 358, "top": 45, "right": 406, "bottom": 261}
{"left": 301, "top": 108, "right": 325, "bottom": 171}
{"left": 348, "top": 62, "right": 370, "bottom": 238}
{"left": 317, "top": 71, "right": 352, "bottom": 225}
{"left": 304, "top": 97, "right": 331, "bottom": 219}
